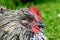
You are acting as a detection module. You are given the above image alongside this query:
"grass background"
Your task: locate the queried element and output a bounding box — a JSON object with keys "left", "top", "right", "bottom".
{"left": 0, "top": 0, "right": 60, "bottom": 40}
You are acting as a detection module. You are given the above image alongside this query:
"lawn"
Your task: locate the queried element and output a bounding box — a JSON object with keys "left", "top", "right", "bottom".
{"left": 36, "top": 3, "right": 60, "bottom": 40}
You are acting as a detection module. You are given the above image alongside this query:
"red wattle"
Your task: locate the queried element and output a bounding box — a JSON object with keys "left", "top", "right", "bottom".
{"left": 32, "top": 26, "right": 40, "bottom": 34}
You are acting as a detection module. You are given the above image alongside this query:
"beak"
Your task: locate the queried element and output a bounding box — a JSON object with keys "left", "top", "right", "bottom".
{"left": 37, "top": 21, "right": 46, "bottom": 28}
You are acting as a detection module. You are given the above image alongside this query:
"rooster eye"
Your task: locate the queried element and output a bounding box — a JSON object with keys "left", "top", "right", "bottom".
{"left": 27, "top": 18, "right": 33, "bottom": 23}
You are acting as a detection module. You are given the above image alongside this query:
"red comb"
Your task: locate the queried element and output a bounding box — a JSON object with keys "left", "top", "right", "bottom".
{"left": 29, "top": 6, "right": 42, "bottom": 21}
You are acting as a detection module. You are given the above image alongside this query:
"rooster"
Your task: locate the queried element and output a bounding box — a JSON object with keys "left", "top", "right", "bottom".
{"left": 0, "top": 6, "right": 47, "bottom": 40}
{"left": 21, "top": 6, "right": 47, "bottom": 40}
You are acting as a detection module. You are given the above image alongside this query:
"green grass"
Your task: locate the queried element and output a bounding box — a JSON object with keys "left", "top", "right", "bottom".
{"left": 36, "top": 3, "right": 60, "bottom": 40}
